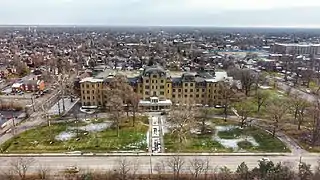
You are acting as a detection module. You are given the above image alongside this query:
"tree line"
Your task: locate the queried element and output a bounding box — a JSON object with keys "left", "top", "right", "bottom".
{"left": 2, "top": 156, "right": 320, "bottom": 180}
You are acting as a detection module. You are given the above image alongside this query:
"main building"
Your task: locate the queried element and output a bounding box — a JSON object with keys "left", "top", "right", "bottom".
{"left": 79, "top": 66, "right": 232, "bottom": 111}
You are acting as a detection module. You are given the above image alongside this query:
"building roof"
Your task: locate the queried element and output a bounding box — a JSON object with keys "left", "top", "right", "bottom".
{"left": 275, "top": 43, "right": 320, "bottom": 47}
{"left": 143, "top": 66, "right": 166, "bottom": 76}
{"left": 80, "top": 77, "right": 104, "bottom": 83}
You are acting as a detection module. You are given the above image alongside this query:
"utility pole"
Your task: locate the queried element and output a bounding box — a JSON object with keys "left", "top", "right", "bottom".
{"left": 57, "top": 95, "right": 61, "bottom": 116}
{"left": 31, "top": 96, "right": 35, "bottom": 112}
{"left": 11, "top": 112, "right": 16, "bottom": 135}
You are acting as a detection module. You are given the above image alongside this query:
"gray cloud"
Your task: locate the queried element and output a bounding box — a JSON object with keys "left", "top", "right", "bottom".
{"left": 0, "top": 0, "right": 319, "bottom": 27}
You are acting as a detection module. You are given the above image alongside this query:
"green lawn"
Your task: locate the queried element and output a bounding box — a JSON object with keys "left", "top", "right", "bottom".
{"left": 218, "top": 127, "right": 290, "bottom": 153}
{"left": 164, "top": 133, "right": 232, "bottom": 153}
{"left": 0, "top": 117, "right": 149, "bottom": 153}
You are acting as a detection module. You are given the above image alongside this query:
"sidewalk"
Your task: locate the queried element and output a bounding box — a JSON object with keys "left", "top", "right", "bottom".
{"left": 0, "top": 152, "right": 292, "bottom": 157}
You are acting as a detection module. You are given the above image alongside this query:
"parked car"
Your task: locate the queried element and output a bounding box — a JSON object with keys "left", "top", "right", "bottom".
{"left": 64, "top": 166, "right": 79, "bottom": 173}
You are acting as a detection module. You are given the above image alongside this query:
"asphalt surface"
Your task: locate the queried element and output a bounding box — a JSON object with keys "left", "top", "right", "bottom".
{"left": 0, "top": 155, "right": 319, "bottom": 174}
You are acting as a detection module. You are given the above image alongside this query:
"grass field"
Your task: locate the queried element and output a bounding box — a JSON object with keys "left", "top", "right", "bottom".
{"left": 218, "top": 127, "right": 289, "bottom": 152}
{"left": 0, "top": 117, "right": 149, "bottom": 153}
{"left": 164, "top": 133, "right": 233, "bottom": 153}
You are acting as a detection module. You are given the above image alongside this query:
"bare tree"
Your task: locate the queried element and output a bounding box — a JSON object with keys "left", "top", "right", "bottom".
{"left": 234, "top": 101, "right": 254, "bottom": 128}
{"left": 9, "top": 157, "right": 35, "bottom": 180}
{"left": 108, "top": 95, "right": 124, "bottom": 137}
{"left": 197, "top": 107, "right": 211, "bottom": 134}
{"left": 167, "top": 105, "right": 196, "bottom": 144}
{"left": 301, "top": 69, "right": 314, "bottom": 88}
{"left": 228, "top": 69, "right": 254, "bottom": 96}
{"left": 290, "top": 95, "right": 310, "bottom": 130}
{"left": 115, "top": 158, "right": 131, "bottom": 180}
{"left": 189, "top": 158, "right": 206, "bottom": 179}
{"left": 255, "top": 90, "right": 270, "bottom": 113}
{"left": 128, "top": 92, "right": 141, "bottom": 127}
{"left": 166, "top": 156, "right": 185, "bottom": 180}
{"left": 37, "top": 164, "right": 50, "bottom": 180}
{"left": 268, "top": 98, "right": 289, "bottom": 137}
{"left": 308, "top": 100, "right": 320, "bottom": 146}
{"left": 219, "top": 83, "right": 237, "bottom": 122}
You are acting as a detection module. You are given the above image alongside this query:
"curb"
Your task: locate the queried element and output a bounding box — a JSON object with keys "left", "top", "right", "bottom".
{"left": 0, "top": 153, "right": 292, "bottom": 157}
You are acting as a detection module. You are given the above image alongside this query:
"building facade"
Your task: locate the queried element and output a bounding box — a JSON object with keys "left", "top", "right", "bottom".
{"left": 80, "top": 66, "right": 232, "bottom": 111}
{"left": 273, "top": 43, "right": 320, "bottom": 55}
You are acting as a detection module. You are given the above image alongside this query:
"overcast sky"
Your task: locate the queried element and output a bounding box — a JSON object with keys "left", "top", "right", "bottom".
{"left": 1, "top": 0, "right": 320, "bottom": 27}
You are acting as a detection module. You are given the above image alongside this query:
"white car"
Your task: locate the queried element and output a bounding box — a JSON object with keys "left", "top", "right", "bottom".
{"left": 64, "top": 166, "right": 79, "bottom": 173}
{"left": 258, "top": 157, "right": 270, "bottom": 162}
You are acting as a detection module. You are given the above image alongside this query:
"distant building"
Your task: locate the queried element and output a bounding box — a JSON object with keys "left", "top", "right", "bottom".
{"left": 273, "top": 43, "right": 320, "bottom": 55}
{"left": 79, "top": 66, "right": 233, "bottom": 111}
{"left": 12, "top": 80, "right": 45, "bottom": 92}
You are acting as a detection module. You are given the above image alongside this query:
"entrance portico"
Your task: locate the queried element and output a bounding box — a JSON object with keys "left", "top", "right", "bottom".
{"left": 139, "top": 97, "right": 172, "bottom": 111}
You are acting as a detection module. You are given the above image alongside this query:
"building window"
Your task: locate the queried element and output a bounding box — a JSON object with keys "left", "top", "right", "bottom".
{"left": 82, "top": 84, "right": 84, "bottom": 88}
{"left": 173, "top": 89, "right": 176, "bottom": 92}
{"left": 145, "top": 91, "right": 149, "bottom": 95}
{"left": 98, "top": 95, "right": 100, "bottom": 99}
{"left": 214, "top": 90, "right": 217, "bottom": 93}
{"left": 196, "top": 94, "right": 199, "bottom": 98}
{"left": 145, "top": 85, "right": 149, "bottom": 89}
{"left": 152, "top": 86, "right": 154, "bottom": 89}
{"left": 185, "top": 83, "right": 188, "bottom": 87}
{"left": 140, "top": 90, "right": 143, "bottom": 94}
{"left": 93, "top": 96, "right": 95, "bottom": 100}
{"left": 196, "top": 89, "right": 199, "bottom": 92}
{"left": 153, "top": 75, "right": 157, "bottom": 78}
{"left": 190, "top": 89, "right": 193, "bottom": 93}
{"left": 86, "top": 84, "right": 89, "bottom": 88}
{"left": 185, "top": 94, "right": 187, "bottom": 98}
{"left": 97, "top": 84, "right": 99, "bottom": 87}
{"left": 202, "top": 89, "right": 205, "bottom": 92}
{"left": 87, "top": 96, "right": 90, "bottom": 100}
{"left": 214, "top": 96, "right": 216, "bottom": 99}
{"left": 190, "top": 83, "right": 194, "bottom": 87}
{"left": 92, "top": 84, "right": 95, "bottom": 88}
{"left": 173, "top": 94, "right": 176, "bottom": 98}
{"left": 185, "top": 89, "right": 188, "bottom": 93}
{"left": 160, "top": 91, "right": 164, "bottom": 95}
{"left": 209, "top": 89, "right": 211, "bottom": 93}
{"left": 179, "top": 89, "right": 182, "bottom": 92}
{"left": 146, "top": 80, "right": 149, "bottom": 83}
{"left": 215, "top": 84, "right": 217, "bottom": 87}
{"left": 202, "top": 95, "right": 204, "bottom": 98}
{"left": 92, "top": 90, "right": 94, "bottom": 93}
{"left": 160, "top": 85, "right": 164, "bottom": 89}
{"left": 155, "top": 86, "right": 158, "bottom": 89}
{"left": 87, "top": 90, "right": 90, "bottom": 94}
{"left": 82, "top": 90, "right": 85, "bottom": 94}
{"left": 190, "top": 95, "right": 193, "bottom": 98}
{"left": 167, "top": 84, "right": 170, "bottom": 87}
{"left": 167, "top": 90, "right": 170, "bottom": 94}
{"left": 152, "top": 80, "right": 154, "bottom": 83}
{"left": 82, "top": 96, "right": 85, "bottom": 99}
{"left": 156, "top": 80, "right": 158, "bottom": 83}
{"left": 161, "top": 80, "right": 164, "bottom": 83}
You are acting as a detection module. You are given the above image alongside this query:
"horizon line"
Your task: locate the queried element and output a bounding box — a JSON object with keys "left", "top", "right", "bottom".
{"left": 0, "top": 24, "right": 320, "bottom": 29}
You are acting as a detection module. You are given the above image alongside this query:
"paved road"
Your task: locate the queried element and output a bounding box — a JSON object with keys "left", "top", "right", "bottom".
{"left": 0, "top": 155, "right": 319, "bottom": 174}
{"left": 276, "top": 82, "right": 317, "bottom": 102}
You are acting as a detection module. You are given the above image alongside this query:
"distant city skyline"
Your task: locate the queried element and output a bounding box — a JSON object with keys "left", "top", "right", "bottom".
{"left": 1, "top": 0, "right": 320, "bottom": 27}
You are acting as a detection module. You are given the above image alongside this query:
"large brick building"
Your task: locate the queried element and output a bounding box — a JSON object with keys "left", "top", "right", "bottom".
{"left": 80, "top": 66, "right": 232, "bottom": 111}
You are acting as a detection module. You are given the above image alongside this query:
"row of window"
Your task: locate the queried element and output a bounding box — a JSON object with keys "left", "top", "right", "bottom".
{"left": 172, "top": 94, "right": 217, "bottom": 99}
{"left": 145, "top": 79, "right": 165, "bottom": 84}
{"left": 82, "top": 83, "right": 101, "bottom": 88}
{"left": 171, "top": 89, "right": 218, "bottom": 93}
